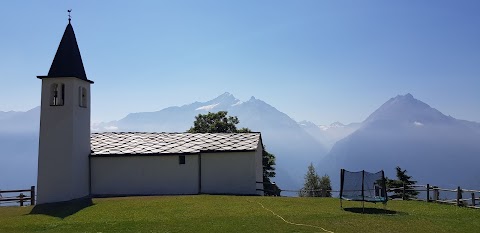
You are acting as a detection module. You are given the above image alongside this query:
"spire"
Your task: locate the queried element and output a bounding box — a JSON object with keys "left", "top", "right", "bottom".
{"left": 38, "top": 13, "right": 93, "bottom": 83}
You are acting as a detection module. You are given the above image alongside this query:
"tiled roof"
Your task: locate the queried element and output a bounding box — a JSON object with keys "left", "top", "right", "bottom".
{"left": 90, "top": 132, "right": 261, "bottom": 156}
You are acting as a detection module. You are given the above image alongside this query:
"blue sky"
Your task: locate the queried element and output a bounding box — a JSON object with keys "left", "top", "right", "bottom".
{"left": 1, "top": 1, "right": 479, "bottom": 124}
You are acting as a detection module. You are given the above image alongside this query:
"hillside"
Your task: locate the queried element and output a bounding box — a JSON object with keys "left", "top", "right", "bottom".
{"left": 1, "top": 195, "right": 479, "bottom": 233}
{"left": 320, "top": 94, "right": 480, "bottom": 190}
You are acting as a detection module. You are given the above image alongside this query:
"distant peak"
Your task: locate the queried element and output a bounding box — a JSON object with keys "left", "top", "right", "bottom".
{"left": 212, "top": 92, "right": 236, "bottom": 100}
{"left": 364, "top": 93, "right": 448, "bottom": 124}
{"left": 394, "top": 93, "right": 414, "bottom": 100}
{"left": 208, "top": 92, "right": 238, "bottom": 105}
{"left": 330, "top": 122, "right": 345, "bottom": 127}
{"left": 249, "top": 96, "right": 256, "bottom": 101}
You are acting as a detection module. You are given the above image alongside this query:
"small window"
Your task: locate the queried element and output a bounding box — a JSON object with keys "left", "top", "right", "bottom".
{"left": 179, "top": 156, "right": 185, "bottom": 165}
{"left": 50, "top": 83, "right": 65, "bottom": 106}
{"left": 79, "top": 87, "right": 87, "bottom": 108}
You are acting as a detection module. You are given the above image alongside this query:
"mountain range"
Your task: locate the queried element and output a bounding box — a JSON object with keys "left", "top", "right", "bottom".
{"left": 1, "top": 93, "right": 479, "bottom": 194}
{"left": 94, "top": 92, "right": 329, "bottom": 191}
{"left": 0, "top": 107, "right": 40, "bottom": 190}
{"left": 320, "top": 94, "right": 480, "bottom": 191}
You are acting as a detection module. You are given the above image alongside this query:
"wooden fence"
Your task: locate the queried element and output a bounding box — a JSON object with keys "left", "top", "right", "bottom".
{"left": 273, "top": 184, "right": 480, "bottom": 209}
{"left": 388, "top": 184, "right": 480, "bottom": 209}
{"left": 0, "top": 186, "right": 35, "bottom": 206}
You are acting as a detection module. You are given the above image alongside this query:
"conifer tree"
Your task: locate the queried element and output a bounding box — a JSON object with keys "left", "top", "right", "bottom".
{"left": 300, "top": 163, "right": 321, "bottom": 197}
{"left": 386, "top": 166, "right": 418, "bottom": 200}
{"left": 319, "top": 174, "right": 332, "bottom": 197}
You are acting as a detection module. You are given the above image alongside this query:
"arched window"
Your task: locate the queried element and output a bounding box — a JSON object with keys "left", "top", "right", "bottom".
{"left": 79, "top": 87, "right": 87, "bottom": 108}
{"left": 50, "top": 83, "right": 65, "bottom": 106}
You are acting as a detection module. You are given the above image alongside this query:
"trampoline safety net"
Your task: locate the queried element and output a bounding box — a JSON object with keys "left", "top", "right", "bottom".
{"left": 340, "top": 169, "right": 387, "bottom": 203}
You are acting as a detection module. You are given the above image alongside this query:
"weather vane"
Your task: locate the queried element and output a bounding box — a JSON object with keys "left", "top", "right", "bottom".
{"left": 68, "top": 9, "right": 72, "bottom": 23}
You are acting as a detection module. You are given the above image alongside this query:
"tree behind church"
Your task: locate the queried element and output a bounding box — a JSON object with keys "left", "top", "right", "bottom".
{"left": 187, "top": 111, "right": 277, "bottom": 194}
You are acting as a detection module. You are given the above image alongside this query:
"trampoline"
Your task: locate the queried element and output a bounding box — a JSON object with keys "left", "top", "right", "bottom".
{"left": 340, "top": 169, "right": 388, "bottom": 211}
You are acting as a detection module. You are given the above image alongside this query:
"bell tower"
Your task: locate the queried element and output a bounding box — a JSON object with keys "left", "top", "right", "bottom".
{"left": 36, "top": 18, "right": 94, "bottom": 204}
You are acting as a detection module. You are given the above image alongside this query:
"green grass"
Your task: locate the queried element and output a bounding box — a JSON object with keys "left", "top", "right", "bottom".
{"left": 1, "top": 195, "right": 479, "bottom": 232}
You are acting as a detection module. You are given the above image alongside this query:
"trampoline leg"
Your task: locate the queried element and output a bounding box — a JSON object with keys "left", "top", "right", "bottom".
{"left": 362, "top": 201, "right": 365, "bottom": 214}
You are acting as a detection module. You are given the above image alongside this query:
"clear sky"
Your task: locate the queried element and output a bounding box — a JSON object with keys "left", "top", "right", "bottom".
{"left": 1, "top": 0, "right": 479, "bottom": 124}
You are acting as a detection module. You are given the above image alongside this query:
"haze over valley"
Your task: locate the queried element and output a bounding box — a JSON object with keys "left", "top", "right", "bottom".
{"left": 2, "top": 93, "right": 479, "bottom": 193}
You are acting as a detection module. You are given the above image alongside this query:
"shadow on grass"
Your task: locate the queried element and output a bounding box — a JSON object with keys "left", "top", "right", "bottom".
{"left": 29, "top": 198, "right": 94, "bottom": 219}
{"left": 343, "top": 207, "right": 406, "bottom": 215}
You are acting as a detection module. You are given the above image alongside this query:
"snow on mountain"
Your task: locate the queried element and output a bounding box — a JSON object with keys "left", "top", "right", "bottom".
{"left": 195, "top": 103, "right": 219, "bottom": 111}
{"left": 299, "top": 120, "right": 361, "bottom": 150}
{"left": 4, "top": 92, "right": 478, "bottom": 194}
{"left": 320, "top": 94, "right": 480, "bottom": 191}
{"left": 93, "top": 93, "right": 329, "bottom": 190}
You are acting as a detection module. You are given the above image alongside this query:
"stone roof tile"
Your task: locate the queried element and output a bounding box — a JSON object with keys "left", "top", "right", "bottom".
{"left": 90, "top": 132, "right": 261, "bottom": 156}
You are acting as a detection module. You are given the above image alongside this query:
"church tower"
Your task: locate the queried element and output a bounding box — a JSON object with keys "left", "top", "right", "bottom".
{"left": 36, "top": 19, "right": 94, "bottom": 204}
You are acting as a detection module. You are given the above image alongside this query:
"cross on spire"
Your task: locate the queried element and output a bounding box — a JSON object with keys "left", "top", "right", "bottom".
{"left": 68, "top": 9, "right": 72, "bottom": 23}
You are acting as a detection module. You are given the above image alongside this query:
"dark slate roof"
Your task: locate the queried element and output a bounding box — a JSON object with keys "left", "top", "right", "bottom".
{"left": 38, "top": 23, "right": 93, "bottom": 83}
{"left": 90, "top": 132, "right": 261, "bottom": 156}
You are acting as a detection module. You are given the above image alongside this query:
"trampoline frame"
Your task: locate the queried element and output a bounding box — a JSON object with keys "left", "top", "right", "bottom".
{"left": 340, "top": 169, "right": 388, "bottom": 212}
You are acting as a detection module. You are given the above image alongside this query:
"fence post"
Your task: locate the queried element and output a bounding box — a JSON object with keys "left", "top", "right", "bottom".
{"left": 426, "top": 184, "right": 430, "bottom": 202}
{"left": 472, "top": 193, "right": 475, "bottom": 207}
{"left": 19, "top": 193, "right": 25, "bottom": 207}
{"left": 402, "top": 182, "right": 406, "bottom": 200}
{"left": 434, "top": 188, "right": 438, "bottom": 202}
{"left": 30, "top": 186, "right": 35, "bottom": 205}
{"left": 456, "top": 186, "right": 462, "bottom": 206}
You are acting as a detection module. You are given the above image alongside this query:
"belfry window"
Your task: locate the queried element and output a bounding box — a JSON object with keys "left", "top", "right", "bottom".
{"left": 79, "top": 87, "right": 87, "bottom": 108}
{"left": 50, "top": 83, "right": 65, "bottom": 106}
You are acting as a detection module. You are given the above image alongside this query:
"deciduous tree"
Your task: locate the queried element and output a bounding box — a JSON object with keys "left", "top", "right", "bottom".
{"left": 188, "top": 111, "right": 276, "bottom": 194}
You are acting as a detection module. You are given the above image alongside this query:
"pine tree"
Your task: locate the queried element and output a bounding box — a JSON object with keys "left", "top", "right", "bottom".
{"left": 319, "top": 174, "right": 332, "bottom": 197}
{"left": 386, "top": 166, "right": 419, "bottom": 200}
{"left": 300, "top": 163, "right": 321, "bottom": 197}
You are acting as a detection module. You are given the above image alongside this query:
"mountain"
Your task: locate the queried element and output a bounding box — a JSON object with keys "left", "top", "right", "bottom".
{"left": 0, "top": 107, "right": 40, "bottom": 190}
{"left": 320, "top": 94, "right": 480, "bottom": 191}
{"left": 94, "top": 92, "right": 329, "bottom": 191}
{"left": 0, "top": 107, "right": 40, "bottom": 133}
{"left": 299, "top": 120, "right": 361, "bottom": 150}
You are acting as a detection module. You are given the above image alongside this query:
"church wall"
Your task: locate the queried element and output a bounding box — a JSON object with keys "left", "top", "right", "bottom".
{"left": 91, "top": 155, "right": 199, "bottom": 196}
{"left": 201, "top": 150, "right": 259, "bottom": 195}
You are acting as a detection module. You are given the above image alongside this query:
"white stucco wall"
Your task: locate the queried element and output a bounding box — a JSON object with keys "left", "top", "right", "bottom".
{"left": 37, "top": 77, "right": 91, "bottom": 204}
{"left": 255, "top": 142, "right": 264, "bottom": 195}
{"left": 201, "top": 150, "right": 260, "bottom": 195}
{"left": 91, "top": 155, "right": 199, "bottom": 196}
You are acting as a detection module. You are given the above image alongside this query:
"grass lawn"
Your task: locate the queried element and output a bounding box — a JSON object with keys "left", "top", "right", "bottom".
{"left": 1, "top": 195, "right": 479, "bottom": 232}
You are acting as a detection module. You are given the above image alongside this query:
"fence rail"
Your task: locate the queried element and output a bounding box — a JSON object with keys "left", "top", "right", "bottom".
{"left": 272, "top": 183, "right": 480, "bottom": 209}
{"left": 0, "top": 186, "right": 35, "bottom": 206}
{"left": 390, "top": 184, "right": 480, "bottom": 209}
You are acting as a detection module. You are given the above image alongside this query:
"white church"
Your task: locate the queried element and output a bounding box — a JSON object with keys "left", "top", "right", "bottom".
{"left": 36, "top": 20, "right": 264, "bottom": 204}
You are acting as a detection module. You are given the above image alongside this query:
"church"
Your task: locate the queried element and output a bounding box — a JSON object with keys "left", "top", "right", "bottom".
{"left": 36, "top": 19, "right": 264, "bottom": 204}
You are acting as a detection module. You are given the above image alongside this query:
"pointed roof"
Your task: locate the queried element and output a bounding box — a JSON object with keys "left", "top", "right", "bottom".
{"left": 38, "top": 22, "right": 93, "bottom": 83}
